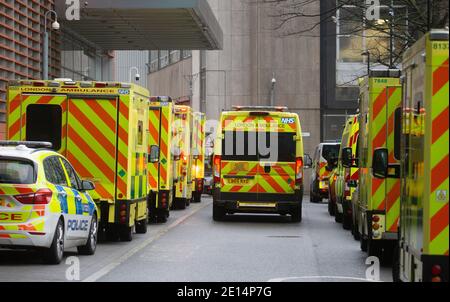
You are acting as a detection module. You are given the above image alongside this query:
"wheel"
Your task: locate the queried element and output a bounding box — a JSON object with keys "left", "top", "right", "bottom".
{"left": 186, "top": 197, "right": 191, "bottom": 207}
{"left": 193, "top": 191, "right": 202, "bottom": 203}
{"left": 342, "top": 202, "right": 351, "bottom": 230}
{"left": 157, "top": 214, "right": 168, "bottom": 223}
{"left": 175, "top": 198, "right": 186, "bottom": 210}
{"left": 291, "top": 205, "right": 302, "bottom": 223}
{"left": 368, "top": 238, "right": 382, "bottom": 258}
{"left": 135, "top": 219, "right": 147, "bottom": 234}
{"left": 360, "top": 236, "right": 368, "bottom": 252}
{"left": 105, "top": 224, "right": 120, "bottom": 242}
{"left": 43, "top": 219, "right": 65, "bottom": 264}
{"left": 212, "top": 204, "right": 225, "bottom": 221}
{"left": 78, "top": 215, "right": 98, "bottom": 255}
{"left": 352, "top": 221, "right": 360, "bottom": 240}
{"left": 392, "top": 242, "right": 401, "bottom": 282}
{"left": 328, "top": 198, "right": 335, "bottom": 216}
{"left": 119, "top": 225, "right": 132, "bottom": 242}
{"left": 334, "top": 202, "right": 343, "bottom": 223}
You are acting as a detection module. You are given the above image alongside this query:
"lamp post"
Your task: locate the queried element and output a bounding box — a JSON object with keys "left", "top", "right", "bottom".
{"left": 129, "top": 66, "right": 140, "bottom": 83}
{"left": 43, "top": 10, "right": 60, "bottom": 80}
{"left": 361, "top": 51, "right": 370, "bottom": 76}
{"left": 270, "top": 73, "right": 276, "bottom": 106}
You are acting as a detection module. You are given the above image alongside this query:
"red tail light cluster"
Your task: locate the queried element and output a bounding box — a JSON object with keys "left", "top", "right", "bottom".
{"left": 161, "top": 192, "right": 168, "bottom": 208}
{"left": 15, "top": 189, "right": 52, "bottom": 205}
{"left": 213, "top": 155, "right": 221, "bottom": 184}
{"left": 119, "top": 204, "right": 127, "bottom": 224}
{"left": 431, "top": 265, "right": 442, "bottom": 282}
{"left": 295, "top": 157, "right": 303, "bottom": 185}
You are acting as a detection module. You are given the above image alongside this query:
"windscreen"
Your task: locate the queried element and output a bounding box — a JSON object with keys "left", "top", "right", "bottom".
{"left": 222, "top": 131, "right": 296, "bottom": 162}
{"left": 322, "top": 144, "right": 340, "bottom": 162}
{"left": 0, "top": 159, "right": 35, "bottom": 184}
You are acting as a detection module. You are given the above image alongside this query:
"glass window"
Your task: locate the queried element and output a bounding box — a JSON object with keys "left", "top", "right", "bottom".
{"left": 61, "top": 158, "right": 81, "bottom": 190}
{"left": 159, "top": 50, "right": 169, "bottom": 68}
{"left": 44, "top": 157, "right": 68, "bottom": 186}
{"left": 338, "top": 6, "right": 363, "bottom": 63}
{"left": 26, "top": 104, "right": 62, "bottom": 151}
{"left": 322, "top": 145, "right": 340, "bottom": 162}
{"left": 222, "top": 131, "right": 296, "bottom": 162}
{"left": 0, "top": 159, "right": 35, "bottom": 184}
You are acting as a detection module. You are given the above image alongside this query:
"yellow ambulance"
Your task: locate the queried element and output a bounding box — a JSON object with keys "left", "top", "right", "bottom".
{"left": 191, "top": 112, "right": 206, "bottom": 203}
{"left": 212, "top": 106, "right": 308, "bottom": 222}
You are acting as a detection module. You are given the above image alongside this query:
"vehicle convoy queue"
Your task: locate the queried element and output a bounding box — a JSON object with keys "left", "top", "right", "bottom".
{"left": 315, "top": 30, "right": 449, "bottom": 282}
{"left": 0, "top": 30, "right": 448, "bottom": 284}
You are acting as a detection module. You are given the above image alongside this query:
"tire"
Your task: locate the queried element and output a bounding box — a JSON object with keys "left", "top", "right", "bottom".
{"left": 77, "top": 215, "right": 98, "bottom": 255}
{"left": 368, "top": 238, "right": 382, "bottom": 259}
{"left": 291, "top": 205, "right": 302, "bottom": 223}
{"left": 342, "top": 202, "right": 351, "bottom": 230}
{"left": 352, "top": 221, "right": 360, "bottom": 241}
{"left": 43, "top": 219, "right": 65, "bottom": 264}
{"left": 186, "top": 197, "right": 191, "bottom": 207}
{"left": 392, "top": 242, "right": 401, "bottom": 282}
{"left": 175, "top": 198, "right": 186, "bottom": 210}
{"left": 119, "top": 225, "right": 132, "bottom": 242}
{"left": 193, "top": 191, "right": 202, "bottom": 203}
{"left": 135, "top": 219, "right": 147, "bottom": 234}
{"left": 105, "top": 224, "right": 120, "bottom": 242}
{"left": 212, "top": 204, "right": 225, "bottom": 221}
{"left": 360, "top": 236, "right": 368, "bottom": 252}
{"left": 334, "top": 202, "right": 343, "bottom": 223}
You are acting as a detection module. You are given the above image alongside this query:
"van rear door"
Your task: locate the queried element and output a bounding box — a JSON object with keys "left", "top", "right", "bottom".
{"left": 66, "top": 97, "right": 119, "bottom": 201}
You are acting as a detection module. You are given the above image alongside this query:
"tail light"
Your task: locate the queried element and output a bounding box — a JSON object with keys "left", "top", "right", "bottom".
{"left": 372, "top": 215, "right": 380, "bottom": 223}
{"left": 431, "top": 265, "right": 442, "bottom": 282}
{"left": 213, "top": 155, "right": 221, "bottom": 183}
{"left": 161, "top": 192, "right": 167, "bottom": 207}
{"left": 119, "top": 204, "right": 127, "bottom": 224}
{"left": 15, "top": 189, "right": 52, "bottom": 205}
{"left": 295, "top": 157, "right": 303, "bottom": 185}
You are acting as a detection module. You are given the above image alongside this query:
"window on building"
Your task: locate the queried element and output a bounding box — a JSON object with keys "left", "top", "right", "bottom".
{"left": 337, "top": 6, "right": 364, "bottom": 63}
{"left": 159, "top": 50, "right": 169, "bottom": 68}
{"left": 149, "top": 50, "right": 159, "bottom": 73}
{"left": 169, "top": 50, "right": 181, "bottom": 64}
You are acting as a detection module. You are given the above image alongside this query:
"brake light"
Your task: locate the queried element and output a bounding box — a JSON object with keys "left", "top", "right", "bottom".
{"left": 295, "top": 157, "right": 303, "bottom": 185}
{"left": 372, "top": 215, "right": 380, "bottom": 223}
{"left": 33, "top": 81, "right": 45, "bottom": 87}
{"left": 214, "top": 155, "right": 221, "bottom": 183}
{"left": 95, "top": 82, "right": 107, "bottom": 88}
{"left": 15, "top": 189, "right": 52, "bottom": 205}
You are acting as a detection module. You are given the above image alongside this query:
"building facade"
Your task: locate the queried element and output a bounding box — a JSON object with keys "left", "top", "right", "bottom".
{"left": 148, "top": 0, "right": 321, "bottom": 192}
{"left": 0, "top": 0, "right": 115, "bottom": 139}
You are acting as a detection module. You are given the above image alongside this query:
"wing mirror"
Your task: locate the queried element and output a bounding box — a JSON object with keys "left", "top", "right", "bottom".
{"left": 342, "top": 147, "right": 358, "bottom": 168}
{"left": 148, "top": 145, "right": 160, "bottom": 163}
{"left": 81, "top": 180, "right": 95, "bottom": 191}
{"left": 303, "top": 154, "right": 312, "bottom": 169}
{"left": 372, "top": 148, "right": 400, "bottom": 179}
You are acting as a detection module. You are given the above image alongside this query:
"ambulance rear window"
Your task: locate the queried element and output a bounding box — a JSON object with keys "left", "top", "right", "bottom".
{"left": 0, "top": 159, "right": 35, "bottom": 184}
{"left": 322, "top": 145, "right": 340, "bottom": 162}
{"left": 26, "top": 104, "right": 62, "bottom": 151}
{"left": 222, "top": 131, "right": 296, "bottom": 162}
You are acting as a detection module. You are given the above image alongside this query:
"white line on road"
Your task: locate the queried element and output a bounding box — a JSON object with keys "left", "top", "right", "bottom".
{"left": 83, "top": 201, "right": 211, "bottom": 282}
{"left": 267, "top": 276, "right": 381, "bottom": 282}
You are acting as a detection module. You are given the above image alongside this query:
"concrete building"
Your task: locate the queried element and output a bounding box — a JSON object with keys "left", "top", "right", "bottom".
{"left": 0, "top": 0, "right": 222, "bottom": 139}
{"left": 148, "top": 0, "right": 321, "bottom": 191}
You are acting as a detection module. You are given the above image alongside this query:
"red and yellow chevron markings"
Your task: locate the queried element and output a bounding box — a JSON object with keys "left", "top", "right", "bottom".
{"left": 429, "top": 54, "right": 449, "bottom": 255}
{"left": 148, "top": 108, "right": 161, "bottom": 189}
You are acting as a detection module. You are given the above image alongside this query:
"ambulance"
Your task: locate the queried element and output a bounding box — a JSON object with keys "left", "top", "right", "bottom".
{"left": 6, "top": 80, "right": 149, "bottom": 242}
{"left": 172, "top": 105, "right": 193, "bottom": 209}
{"left": 191, "top": 112, "right": 206, "bottom": 203}
{"left": 349, "top": 70, "right": 402, "bottom": 261}
{"left": 309, "top": 142, "right": 340, "bottom": 203}
{"left": 148, "top": 96, "right": 175, "bottom": 223}
{"left": 372, "top": 30, "right": 449, "bottom": 282}
{"left": 334, "top": 114, "right": 359, "bottom": 231}
{"left": 212, "top": 106, "right": 308, "bottom": 222}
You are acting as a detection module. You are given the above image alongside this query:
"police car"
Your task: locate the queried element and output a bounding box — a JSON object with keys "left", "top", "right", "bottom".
{"left": 0, "top": 141, "right": 98, "bottom": 264}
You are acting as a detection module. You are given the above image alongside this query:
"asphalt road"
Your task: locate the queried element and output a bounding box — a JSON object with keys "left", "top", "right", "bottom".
{"left": 0, "top": 195, "right": 392, "bottom": 282}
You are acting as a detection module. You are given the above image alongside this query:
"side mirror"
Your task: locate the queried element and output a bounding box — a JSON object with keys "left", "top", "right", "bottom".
{"left": 372, "top": 148, "right": 388, "bottom": 178}
{"left": 342, "top": 147, "right": 354, "bottom": 168}
{"left": 303, "top": 154, "right": 312, "bottom": 169}
{"left": 81, "top": 180, "right": 95, "bottom": 191}
{"left": 149, "top": 145, "right": 159, "bottom": 163}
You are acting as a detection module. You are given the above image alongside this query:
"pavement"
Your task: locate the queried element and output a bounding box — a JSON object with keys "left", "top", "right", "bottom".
{"left": 0, "top": 195, "right": 392, "bottom": 282}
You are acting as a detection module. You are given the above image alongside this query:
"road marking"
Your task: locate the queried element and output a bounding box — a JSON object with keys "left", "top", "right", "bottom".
{"left": 82, "top": 200, "right": 211, "bottom": 282}
{"left": 267, "top": 276, "right": 382, "bottom": 282}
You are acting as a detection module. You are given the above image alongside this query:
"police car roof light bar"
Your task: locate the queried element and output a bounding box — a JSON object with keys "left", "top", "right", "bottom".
{"left": 0, "top": 141, "right": 53, "bottom": 149}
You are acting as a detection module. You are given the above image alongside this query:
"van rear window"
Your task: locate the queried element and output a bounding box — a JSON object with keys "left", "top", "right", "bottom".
{"left": 222, "top": 131, "right": 296, "bottom": 162}
{"left": 26, "top": 104, "right": 62, "bottom": 150}
{"left": 0, "top": 159, "right": 35, "bottom": 184}
{"left": 322, "top": 145, "right": 340, "bottom": 162}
